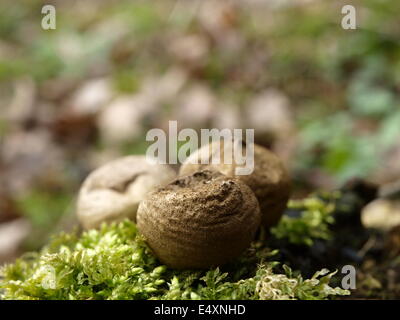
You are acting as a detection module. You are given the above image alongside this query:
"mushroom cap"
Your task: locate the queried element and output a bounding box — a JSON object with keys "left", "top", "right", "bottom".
{"left": 361, "top": 199, "right": 400, "bottom": 231}
{"left": 77, "top": 155, "right": 176, "bottom": 229}
{"left": 179, "top": 141, "right": 291, "bottom": 227}
{"left": 136, "top": 170, "right": 261, "bottom": 269}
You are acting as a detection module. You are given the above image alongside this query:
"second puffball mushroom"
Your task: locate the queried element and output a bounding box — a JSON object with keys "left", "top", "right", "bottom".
{"left": 179, "top": 140, "right": 291, "bottom": 228}
{"left": 77, "top": 155, "right": 176, "bottom": 229}
{"left": 136, "top": 170, "right": 261, "bottom": 269}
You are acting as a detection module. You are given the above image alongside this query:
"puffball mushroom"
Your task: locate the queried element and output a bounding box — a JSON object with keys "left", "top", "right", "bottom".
{"left": 179, "top": 140, "right": 291, "bottom": 228}
{"left": 77, "top": 156, "right": 176, "bottom": 229}
{"left": 136, "top": 170, "right": 261, "bottom": 269}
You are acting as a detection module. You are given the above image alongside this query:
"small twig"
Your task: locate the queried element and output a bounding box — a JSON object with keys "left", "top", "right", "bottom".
{"left": 357, "top": 235, "right": 377, "bottom": 259}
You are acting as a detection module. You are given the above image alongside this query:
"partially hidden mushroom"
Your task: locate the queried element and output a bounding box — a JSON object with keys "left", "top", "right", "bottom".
{"left": 136, "top": 170, "right": 261, "bottom": 269}
{"left": 179, "top": 140, "right": 291, "bottom": 228}
{"left": 77, "top": 155, "right": 176, "bottom": 229}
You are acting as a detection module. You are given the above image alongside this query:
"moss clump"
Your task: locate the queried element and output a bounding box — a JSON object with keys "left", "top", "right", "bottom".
{"left": 0, "top": 197, "right": 349, "bottom": 300}
{"left": 271, "top": 194, "right": 337, "bottom": 246}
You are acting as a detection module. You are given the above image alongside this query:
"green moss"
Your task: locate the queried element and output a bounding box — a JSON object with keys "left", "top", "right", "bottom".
{"left": 0, "top": 197, "right": 349, "bottom": 300}
{"left": 271, "top": 194, "right": 337, "bottom": 246}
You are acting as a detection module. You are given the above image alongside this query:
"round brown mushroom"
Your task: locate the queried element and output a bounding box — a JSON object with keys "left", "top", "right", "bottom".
{"left": 179, "top": 140, "right": 291, "bottom": 228}
{"left": 77, "top": 155, "right": 176, "bottom": 229}
{"left": 136, "top": 170, "right": 261, "bottom": 269}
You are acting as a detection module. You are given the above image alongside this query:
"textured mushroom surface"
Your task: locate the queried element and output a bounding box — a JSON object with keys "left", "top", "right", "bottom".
{"left": 77, "top": 156, "right": 176, "bottom": 229}
{"left": 136, "top": 170, "right": 261, "bottom": 269}
{"left": 180, "top": 141, "right": 291, "bottom": 227}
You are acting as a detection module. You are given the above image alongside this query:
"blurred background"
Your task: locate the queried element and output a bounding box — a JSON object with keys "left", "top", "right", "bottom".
{"left": 0, "top": 0, "right": 399, "bottom": 264}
